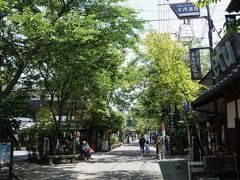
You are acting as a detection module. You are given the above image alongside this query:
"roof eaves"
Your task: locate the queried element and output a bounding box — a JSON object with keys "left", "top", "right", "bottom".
{"left": 193, "top": 64, "right": 240, "bottom": 107}
{"left": 226, "top": 0, "right": 240, "bottom": 13}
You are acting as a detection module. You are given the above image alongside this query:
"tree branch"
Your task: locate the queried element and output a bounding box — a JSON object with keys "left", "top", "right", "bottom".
{"left": 2, "top": 42, "right": 42, "bottom": 97}
{"left": 55, "top": 0, "right": 75, "bottom": 21}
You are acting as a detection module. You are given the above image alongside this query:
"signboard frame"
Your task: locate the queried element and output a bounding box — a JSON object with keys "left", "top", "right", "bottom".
{"left": 170, "top": 2, "right": 200, "bottom": 19}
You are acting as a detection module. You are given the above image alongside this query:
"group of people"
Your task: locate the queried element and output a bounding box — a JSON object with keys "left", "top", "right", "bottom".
{"left": 81, "top": 134, "right": 166, "bottom": 161}
{"left": 139, "top": 134, "right": 166, "bottom": 160}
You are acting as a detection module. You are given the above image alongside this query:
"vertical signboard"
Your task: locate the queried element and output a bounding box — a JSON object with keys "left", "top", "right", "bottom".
{"left": 190, "top": 48, "right": 201, "bottom": 80}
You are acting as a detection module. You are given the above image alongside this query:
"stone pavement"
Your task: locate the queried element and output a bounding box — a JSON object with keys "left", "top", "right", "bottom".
{"left": 0, "top": 143, "right": 188, "bottom": 180}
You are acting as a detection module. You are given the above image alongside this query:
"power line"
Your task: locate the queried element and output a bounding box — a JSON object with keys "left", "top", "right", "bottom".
{"left": 211, "top": 4, "right": 217, "bottom": 16}
{"left": 200, "top": 4, "right": 216, "bottom": 40}
{"left": 200, "top": 18, "right": 208, "bottom": 39}
{"left": 139, "top": 18, "right": 179, "bottom": 22}
{"left": 215, "top": 17, "right": 225, "bottom": 22}
{"left": 135, "top": 9, "right": 167, "bottom": 12}
{"left": 133, "top": 3, "right": 228, "bottom": 12}
{"left": 103, "top": 17, "right": 180, "bottom": 24}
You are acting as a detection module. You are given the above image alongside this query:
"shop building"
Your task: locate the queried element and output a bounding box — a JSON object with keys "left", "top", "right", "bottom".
{"left": 189, "top": 1, "right": 240, "bottom": 178}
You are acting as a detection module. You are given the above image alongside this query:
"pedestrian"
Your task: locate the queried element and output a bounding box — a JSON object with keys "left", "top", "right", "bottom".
{"left": 154, "top": 134, "right": 159, "bottom": 154}
{"left": 81, "top": 140, "right": 94, "bottom": 160}
{"left": 155, "top": 135, "right": 165, "bottom": 160}
{"left": 139, "top": 134, "right": 146, "bottom": 156}
{"left": 146, "top": 134, "right": 150, "bottom": 143}
{"left": 145, "top": 140, "right": 150, "bottom": 155}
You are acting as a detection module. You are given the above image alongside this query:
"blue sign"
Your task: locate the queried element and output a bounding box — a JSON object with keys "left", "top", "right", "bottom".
{"left": 0, "top": 143, "right": 11, "bottom": 165}
{"left": 170, "top": 3, "right": 200, "bottom": 19}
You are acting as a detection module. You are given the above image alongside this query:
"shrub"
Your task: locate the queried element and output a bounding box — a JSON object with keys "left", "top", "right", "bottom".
{"left": 111, "top": 134, "right": 118, "bottom": 144}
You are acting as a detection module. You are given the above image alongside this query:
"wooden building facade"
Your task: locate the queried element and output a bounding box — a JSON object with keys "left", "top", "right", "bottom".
{"left": 192, "top": 21, "right": 240, "bottom": 177}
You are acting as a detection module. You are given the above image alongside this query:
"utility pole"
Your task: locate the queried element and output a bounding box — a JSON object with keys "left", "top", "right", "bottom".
{"left": 207, "top": 5, "right": 221, "bottom": 150}
{"left": 207, "top": 5, "right": 213, "bottom": 67}
{"left": 73, "top": 101, "right": 77, "bottom": 154}
{"left": 186, "top": 0, "right": 191, "bottom": 25}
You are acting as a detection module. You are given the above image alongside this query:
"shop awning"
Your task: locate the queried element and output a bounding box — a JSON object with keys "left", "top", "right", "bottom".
{"left": 226, "top": 0, "right": 240, "bottom": 13}
{"left": 193, "top": 65, "right": 240, "bottom": 107}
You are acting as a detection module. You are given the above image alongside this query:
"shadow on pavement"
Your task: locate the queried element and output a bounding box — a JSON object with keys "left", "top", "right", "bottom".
{"left": 84, "top": 142, "right": 158, "bottom": 164}
{"left": 85, "top": 154, "right": 159, "bottom": 164}
{"left": 3, "top": 142, "right": 188, "bottom": 180}
{"left": 12, "top": 161, "right": 78, "bottom": 180}
{"left": 158, "top": 158, "right": 188, "bottom": 180}
{"left": 78, "top": 170, "right": 162, "bottom": 180}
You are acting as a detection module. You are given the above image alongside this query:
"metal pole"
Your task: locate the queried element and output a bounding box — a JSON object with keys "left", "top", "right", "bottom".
{"left": 186, "top": 0, "right": 191, "bottom": 25}
{"left": 207, "top": 5, "right": 221, "bottom": 148}
{"left": 73, "top": 101, "right": 77, "bottom": 154}
{"left": 206, "top": 5, "right": 213, "bottom": 73}
{"left": 158, "top": 0, "right": 161, "bottom": 32}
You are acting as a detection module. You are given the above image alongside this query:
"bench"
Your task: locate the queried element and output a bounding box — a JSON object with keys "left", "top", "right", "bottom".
{"left": 45, "top": 155, "right": 79, "bottom": 165}
{"left": 188, "top": 161, "right": 207, "bottom": 180}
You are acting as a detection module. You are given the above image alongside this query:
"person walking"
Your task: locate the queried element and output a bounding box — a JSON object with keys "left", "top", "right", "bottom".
{"left": 145, "top": 141, "right": 150, "bottom": 155}
{"left": 155, "top": 135, "right": 165, "bottom": 160}
{"left": 139, "top": 134, "right": 146, "bottom": 156}
{"left": 154, "top": 134, "right": 159, "bottom": 155}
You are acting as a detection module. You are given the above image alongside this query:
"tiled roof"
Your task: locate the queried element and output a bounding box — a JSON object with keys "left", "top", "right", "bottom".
{"left": 226, "top": 0, "right": 240, "bottom": 13}
{"left": 193, "top": 64, "right": 240, "bottom": 106}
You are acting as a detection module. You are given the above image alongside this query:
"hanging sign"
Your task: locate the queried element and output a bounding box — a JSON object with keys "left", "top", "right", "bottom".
{"left": 170, "top": 3, "right": 200, "bottom": 19}
{"left": 190, "top": 48, "right": 201, "bottom": 80}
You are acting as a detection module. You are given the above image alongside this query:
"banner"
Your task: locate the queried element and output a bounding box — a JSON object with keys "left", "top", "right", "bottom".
{"left": 190, "top": 48, "right": 201, "bottom": 80}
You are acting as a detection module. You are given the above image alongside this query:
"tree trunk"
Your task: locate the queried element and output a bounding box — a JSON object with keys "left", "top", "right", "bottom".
{"left": 51, "top": 128, "right": 59, "bottom": 155}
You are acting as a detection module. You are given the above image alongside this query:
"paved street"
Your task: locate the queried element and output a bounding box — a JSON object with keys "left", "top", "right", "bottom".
{"left": 2, "top": 143, "right": 188, "bottom": 180}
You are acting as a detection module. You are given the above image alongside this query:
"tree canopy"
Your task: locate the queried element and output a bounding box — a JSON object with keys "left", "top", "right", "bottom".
{"left": 0, "top": 0, "right": 145, "bottom": 154}
{"left": 129, "top": 32, "right": 201, "bottom": 132}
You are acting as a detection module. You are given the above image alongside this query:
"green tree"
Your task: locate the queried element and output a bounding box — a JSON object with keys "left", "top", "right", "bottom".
{"left": 143, "top": 33, "right": 199, "bottom": 109}
{"left": 3, "top": 0, "right": 144, "bottom": 154}
{"left": 131, "top": 32, "right": 200, "bottom": 141}
{"left": 196, "top": 0, "right": 221, "bottom": 7}
{"left": 0, "top": 0, "right": 143, "bottom": 116}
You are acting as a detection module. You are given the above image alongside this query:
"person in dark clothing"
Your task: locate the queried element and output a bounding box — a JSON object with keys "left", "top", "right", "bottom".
{"left": 139, "top": 134, "right": 146, "bottom": 156}
{"left": 154, "top": 134, "right": 159, "bottom": 154}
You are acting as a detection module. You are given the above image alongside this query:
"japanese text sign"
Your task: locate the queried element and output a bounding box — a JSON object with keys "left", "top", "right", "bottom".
{"left": 190, "top": 48, "right": 201, "bottom": 80}
{"left": 170, "top": 3, "right": 200, "bottom": 19}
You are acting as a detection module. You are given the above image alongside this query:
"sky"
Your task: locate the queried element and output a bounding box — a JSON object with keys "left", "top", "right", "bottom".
{"left": 125, "top": 0, "right": 231, "bottom": 47}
